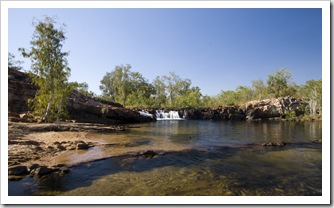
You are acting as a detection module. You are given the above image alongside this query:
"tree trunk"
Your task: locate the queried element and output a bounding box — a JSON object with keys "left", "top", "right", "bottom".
{"left": 56, "top": 97, "right": 63, "bottom": 122}
{"left": 44, "top": 90, "right": 54, "bottom": 122}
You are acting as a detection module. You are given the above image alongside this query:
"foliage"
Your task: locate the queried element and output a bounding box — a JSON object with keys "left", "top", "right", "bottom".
{"left": 301, "top": 79, "right": 322, "bottom": 115}
{"left": 162, "top": 72, "right": 191, "bottom": 107}
{"left": 126, "top": 71, "right": 155, "bottom": 108}
{"left": 100, "top": 64, "right": 131, "bottom": 106}
{"left": 19, "top": 16, "right": 70, "bottom": 122}
{"left": 267, "top": 68, "right": 295, "bottom": 98}
{"left": 156, "top": 72, "right": 202, "bottom": 108}
{"left": 201, "top": 95, "right": 219, "bottom": 108}
{"left": 251, "top": 79, "right": 270, "bottom": 100}
{"left": 8, "top": 52, "right": 24, "bottom": 71}
{"left": 151, "top": 76, "right": 167, "bottom": 108}
{"left": 217, "top": 90, "right": 238, "bottom": 106}
{"left": 100, "top": 64, "right": 154, "bottom": 108}
{"left": 284, "top": 110, "right": 297, "bottom": 118}
{"left": 69, "top": 81, "right": 96, "bottom": 97}
{"left": 98, "top": 66, "right": 321, "bottom": 114}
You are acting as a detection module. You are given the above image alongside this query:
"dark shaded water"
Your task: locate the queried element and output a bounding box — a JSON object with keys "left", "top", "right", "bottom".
{"left": 9, "top": 120, "right": 322, "bottom": 196}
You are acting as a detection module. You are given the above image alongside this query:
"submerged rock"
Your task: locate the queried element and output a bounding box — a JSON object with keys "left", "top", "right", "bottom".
{"left": 311, "top": 139, "right": 322, "bottom": 144}
{"left": 135, "top": 150, "right": 159, "bottom": 159}
{"left": 261, "top": 141, "right": 287, "bottom": 147}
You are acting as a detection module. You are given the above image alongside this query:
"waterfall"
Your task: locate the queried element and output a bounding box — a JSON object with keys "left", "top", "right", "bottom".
{"left": 139, "top": 110, "right": 153, "bottom": 118}
{"left": 155, "top": 110, "right": 184, "bottom": 120}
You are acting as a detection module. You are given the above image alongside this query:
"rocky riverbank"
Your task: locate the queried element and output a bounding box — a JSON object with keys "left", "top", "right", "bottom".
{"left": 8, "top": 121, "right": 321, "bottom": 181}
{"left": 142, "top": 96, "right": 308, "bottom": 121}
{"left": 7, "top": 121, "right": 151, "bottom": 181}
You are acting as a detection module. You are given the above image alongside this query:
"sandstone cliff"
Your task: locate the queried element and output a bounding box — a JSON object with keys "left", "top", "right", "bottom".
{"left": 8, "top": 68, "right": 154, "bottom": 123}
{"left": 244, "top": 97, "right": 304, "bottom": 120}
{"left": 179, "top": 96, "right": 304, "bottom": 121}
{"left": 180, "top": 106, "right": 246, "bottom": 121}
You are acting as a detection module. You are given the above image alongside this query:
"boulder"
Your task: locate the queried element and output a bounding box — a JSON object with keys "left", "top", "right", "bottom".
{"left": 8, "top": 165, "right": 28, "bottom": 176}
{"left": 245, "top": 96, "right": 304, "bottom": 120}
{"left": 31, "top": 166, "right": 54, "bottom": 176}
{"left": 76, "top": 142, "right": 89, "bottom": 150}
{"left": 27, "top": 164, "right": 40, "bottom": 172}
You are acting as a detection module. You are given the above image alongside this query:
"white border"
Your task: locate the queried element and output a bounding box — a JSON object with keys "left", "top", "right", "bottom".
{"left": 1, "top": 0, "right": 330, "bottom": 205}
{"left": 1, "top": 0, "right": 331, "bottom": 9}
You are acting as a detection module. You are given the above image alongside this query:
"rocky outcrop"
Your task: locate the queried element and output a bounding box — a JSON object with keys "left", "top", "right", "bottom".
{"left": 8, "top": 68, "right": 154, "bottom": 123}
{"left": 181, "top": 106, "right": 246, "bottom": 121}
{"left": 8, "top": 67, "right": 38, "bottom": 113}
{"left": 244, "top": 96, "right": 304, "bottom": 120}
{"left": 67, "top": 90, "right": 154, "bottom": 123}
{"left": 161, "top": 97, "right": 304, "bottom": 121}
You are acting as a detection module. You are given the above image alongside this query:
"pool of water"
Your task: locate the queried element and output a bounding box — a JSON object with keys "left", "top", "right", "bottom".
{"left": 9, "top": 120, "right": 322, "bottom": 196}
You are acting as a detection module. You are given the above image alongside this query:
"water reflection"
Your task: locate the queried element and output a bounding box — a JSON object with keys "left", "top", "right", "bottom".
{"left": 9, "top": 120, "right": 322, "bottom": 196}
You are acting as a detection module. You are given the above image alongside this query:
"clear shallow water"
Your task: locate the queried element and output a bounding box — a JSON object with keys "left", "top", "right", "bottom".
{"left": 9, "top": 120, "right": 322, "bottom": 196}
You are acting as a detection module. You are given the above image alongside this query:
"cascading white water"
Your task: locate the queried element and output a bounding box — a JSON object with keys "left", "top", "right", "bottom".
{"left": 139, "top": 110, "right": 153, "bottom": 118}
{"left": 155, "top": 110, "right": 184, "bottom": 120}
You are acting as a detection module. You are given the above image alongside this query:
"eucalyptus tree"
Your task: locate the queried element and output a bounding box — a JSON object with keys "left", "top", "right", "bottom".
{"left": 235, "top": 85, "right": 254, "bottom": 104}
{"left": 100, "top": 64, "right": 132, "bottom": 106}
{"left": 127, "top": 71, "right": 155, "bottom": 108}
{"left": 100, "top": 64, "right": 154, "bottom": 107}
{"left": 19, "top": 16, "right": 70, "bottom": 121}
{"left": 267, "top": 68, "right": 294, "bottom": 98}
{"left": 251, "top": 79, "right": 269, "bottom": 100}
{"left": 217, "top": 90, "right": 239, "bottom": 106}
{"left": 161, "top": 72, "right": 192, "bottom": 108}
{"left": 302, "top": 79, "right": 322, "bottom": 115}
{"left": 151, "top": 76, "right": 167, "bottom": 108}
{"left": 177, "top": 86, "right": 202, "bottom": 108}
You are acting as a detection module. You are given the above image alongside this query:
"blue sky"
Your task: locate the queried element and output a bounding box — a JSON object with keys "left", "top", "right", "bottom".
{"left": 8, "top": 8, "right": 322, "bottom": 96}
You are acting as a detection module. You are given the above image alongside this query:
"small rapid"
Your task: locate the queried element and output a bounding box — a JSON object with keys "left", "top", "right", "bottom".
{"left": 155, "top": 110, "right": 184, "bottom": 120}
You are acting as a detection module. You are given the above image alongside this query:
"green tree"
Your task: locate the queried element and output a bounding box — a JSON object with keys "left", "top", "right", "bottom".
{"left": 126, "top": 72, "right": 155, "bottom": 108}
{"left": 100, "top": 64, "right": 131, "bottom": 106}
{"left": 69, "top": 81, "right": 96, "bottom": 97}
{"left": 267, "top": 68, "right": 294, "bottom": 98}
{"left": 152, "top": 76, "right": 167, "bottom": 108}
{"left": 175, "top": 86, "right": 202, "bottom": 108}
{"left": 19, "top": 16, "right": 70, "bottom": 122}
{"left": 100, "top": 65, "right": 154, "bottom": 107}
{"left": 162, "top": 72, "right": 192, "bottom": 108}
{"left": 235, "top": 85, "right": 254, "bottom": 104}
{"left": 251, "top": 79, "right": 269, "bottom": 100}
{"left": 218, "top": 90, "right": 239, "bottom": 106}
{"left": 302, "top": 79, "right": 322, "bottom": 115}
{"left": 201, "top": 95, "right": 219, "bottom": 108}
